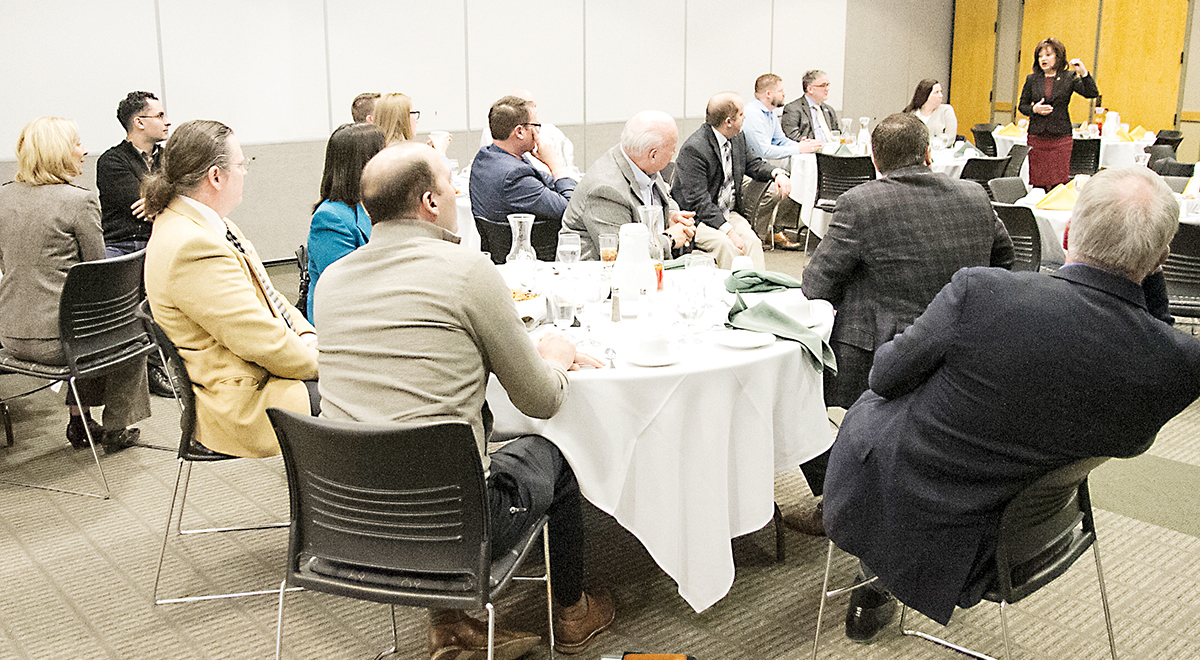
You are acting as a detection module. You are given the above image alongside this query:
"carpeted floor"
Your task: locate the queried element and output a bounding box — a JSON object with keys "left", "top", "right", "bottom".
{"left": 3, "top": 242, "right": 1199, "bottom": 660}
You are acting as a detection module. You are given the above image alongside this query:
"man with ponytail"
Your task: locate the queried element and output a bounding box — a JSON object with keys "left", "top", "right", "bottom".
{"left": 143, "top": 120, "right": 318, "bottom": 458}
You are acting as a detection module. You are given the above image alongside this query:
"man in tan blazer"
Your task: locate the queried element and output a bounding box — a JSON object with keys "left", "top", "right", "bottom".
{"left": 144, "top": 120, "right": 317, "bottom": 458}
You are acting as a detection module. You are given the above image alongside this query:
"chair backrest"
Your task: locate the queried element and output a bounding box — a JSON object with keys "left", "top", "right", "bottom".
{"left": 1152, "top": 158, "right": 1196, "bottom": 178}
{"left": 971, "top": 125, "right": 998, "bottom": 157}
{"left": 992, "top": 203, "right": 1042, "bottom": 271}
{"left": 1069, "top": 138, "right": 1101, "bottom": 176}
{"left": 1145, "top": 144, "right": 1177, "bottom": 168}
{"left": 267, "top": 409, "right": 492, "bottom": 610}
{"left": 814, "top": 153, "right": 876, "bottom": 206}
{"left": 992, "top": 456, "right": 1109, "bottom": 603}
{"left": 1004, "top": 144, "right": 1030, "bottom": 178}
{"left": 1154, "top": 129, "right": 1183, "bottom": 150}
{"left": 474, "top": 216, "right": 559, "bottom": 264}
{"left": 961, "top": 156, "right": 1011, "bottom": 191}
{"left": 139, "top": 301, "right": 219, "bottom": 461}
{"left": 988, "top": 177, "right": 1028, "bottom": 205}
{"left": 58, "top": 250, "right": 155, "bottom": 378}
{"left": 295, "top": 244, "right": 310, "bottom": 321}
{"left": 1162, "top": 223, "right": 1200, "bottom": 317}
{"left": 1162, "top": 175, "right": 1190, "bottom": 194}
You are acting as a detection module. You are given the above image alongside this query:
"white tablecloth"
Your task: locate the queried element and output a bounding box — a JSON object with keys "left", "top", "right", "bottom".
{"left": 1019, "top": 193, "right": 1200, "bottom": 262}
{"left": 788, "top": 153, "right": 819, "bottom": 234}
{"left": 456, "top": 193, "right": 480, "bottom": 251}
{"left": 993, "top": 132, "right": 1156, "bottom": 180}
{"left": 487, "top": 269, "right": 835, "bottom": 612}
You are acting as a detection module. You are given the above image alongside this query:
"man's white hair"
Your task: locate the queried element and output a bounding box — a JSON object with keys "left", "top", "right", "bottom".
{"left": 620, "top": 111, "right": 676, "bottom": 157}
{"left": 1069, "top": 166, "right": 1179, "bottom": 279}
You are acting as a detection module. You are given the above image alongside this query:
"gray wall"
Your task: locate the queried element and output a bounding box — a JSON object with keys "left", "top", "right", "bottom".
{"left": 1, "top": 0, "right": 951, "bottom": 262}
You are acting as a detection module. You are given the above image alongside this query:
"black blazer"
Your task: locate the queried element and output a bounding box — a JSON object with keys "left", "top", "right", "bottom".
{"left": 781, "top": 97, "right": 840, "bottom": 142}
{"left": 1018, "top": 70, "right": 1099, "bottom": 138}
{"left": 824, "top": 264, "right": 1200, "bottom": 625}
{"left": 672, "top": 125, "right": 776, "bottom": 230}
{"left": 96, "top": 140, "right": 160, "bottom": 245}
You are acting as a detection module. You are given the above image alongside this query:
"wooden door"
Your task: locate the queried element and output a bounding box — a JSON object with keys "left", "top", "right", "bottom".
{"left": 1096, "top": 0, "right": 1187, "bottom": 131}
{"left": 951, "top": 0, "right": 999, "bottom": 135}
{"left": 1019, "top": 0, "right": 1101, "bottom": 125}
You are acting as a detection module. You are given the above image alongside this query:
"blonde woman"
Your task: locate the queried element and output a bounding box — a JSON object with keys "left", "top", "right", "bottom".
{"left": 0, "top": 117, "right": 150, "bottom": 451}
{"left": 374, "top": 92, "right": 452, "bottom": 154}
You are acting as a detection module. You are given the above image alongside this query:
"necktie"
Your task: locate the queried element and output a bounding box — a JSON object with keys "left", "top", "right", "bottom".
{"left": 224, "top": 223, "right": 296, "bottom": 332}
{"left": 718, "top": 140, "right": 735, "bottom": 214}
{"left": 813, "top": 104, "right": 833, "bottom": 142}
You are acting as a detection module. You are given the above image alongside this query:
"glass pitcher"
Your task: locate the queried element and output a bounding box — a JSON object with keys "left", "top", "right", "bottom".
{"left": 505, "top": 213, "right": 537, "bottom": 263}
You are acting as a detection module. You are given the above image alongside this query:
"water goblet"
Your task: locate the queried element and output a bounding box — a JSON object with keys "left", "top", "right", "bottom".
{"left": 556, "top": 233, "right": 581, "bottom": 265}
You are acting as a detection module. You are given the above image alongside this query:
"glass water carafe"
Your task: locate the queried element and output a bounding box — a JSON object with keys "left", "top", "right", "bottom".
{"left": 506, "top": 213, "right": 537, "bottom": 262}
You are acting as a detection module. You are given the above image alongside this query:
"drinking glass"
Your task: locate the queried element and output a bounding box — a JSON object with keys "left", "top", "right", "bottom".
{"left": 556, "top": 233, "right": 581, "bottom": 265}
{"left": 598, "top": 233, "right": 618, "bottom": 263}
{"left": 551, "top": 292, "right": 577, "bottom": 331}
{"left": 674, "top": 278, "right": 706, "bottom": 344}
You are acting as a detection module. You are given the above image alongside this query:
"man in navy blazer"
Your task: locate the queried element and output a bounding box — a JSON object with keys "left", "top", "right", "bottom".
{"left": 470, "top": 95, "right": 576, "bottom": 258}
{"left": 672, "top": 92, "right": 791, "bottom": 269}
{"left": 823, "top": 166, "right": 1200, "bottom": 642}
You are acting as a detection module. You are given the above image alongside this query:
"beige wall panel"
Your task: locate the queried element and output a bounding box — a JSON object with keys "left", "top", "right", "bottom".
{"left": 952, "top": 0, "right": 998, "bottom": 136}
{"left": 1179, "top": 123, "right": 1200, "bottom": 163}
{"left": 1019, "top": 0, "right": 1100, "bottom": 125}
{"left": 994, "top": 0, "right": 1025, "bottom": 114}
{"left": 1096, "top": 0, "right": 1186, "bottom": 131}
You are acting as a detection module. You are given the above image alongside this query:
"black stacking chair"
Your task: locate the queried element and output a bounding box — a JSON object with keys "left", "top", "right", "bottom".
{"left": 0, "top": 251, "right": 158, "bottom": 499}
{"left": 992, "top": 203, "right": 1042, "bottom": 271}
{"left": 971, "top": 124, "right": 998, "bottom": 157}
{"left": 294, "top": 244, "right": 310, "bottom": 322}
{"left": 475, "top": 216, "right": 560, "bottom": 264}
{"left": 266, "top": 409, "right": 554, "bottom": 660}
{"left": 146, "top": 309, "right": 291, "bottom": 605}
{"left": 811, "top": 457, "right": 1116, "bottom": 660}
{"left": 811, "top": 154, "right": 877, "bottom": 252}
{"left": 1003, "top": 143, "right": 1030, "bottom": 178}
{"left": 987, "top": 177, "right": 1028, "bottom": 204}
{"left": 960, "top": 157, "right": 1011, "bottom": 199}
{"left": 1152, "top": 158, "right": 1196, "bottom": 178}
{"left": 1154, "top": 129, "right": 1183, "bottom": 151}
{"left": 1162, "top": 223, "right": 1200, "bottom": 319}
{"left": 1146, "top": 144, "right": 1177, "bottom": 169}
{"left": 1162, "top": 176, "right": 1190, "bottom": 194}
{"left": 1069, "top": 138, "right": 1101, "bottom": 176}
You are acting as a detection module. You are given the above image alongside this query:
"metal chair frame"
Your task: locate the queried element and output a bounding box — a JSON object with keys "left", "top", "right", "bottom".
{"left": 266, "top": 410, "right": 555, "bottom": 660}
{"left": 144, "top": 308, "right": 292, "bottom": 605}
{"left": 0, "top": 250, "right": 159, "bottom": 499}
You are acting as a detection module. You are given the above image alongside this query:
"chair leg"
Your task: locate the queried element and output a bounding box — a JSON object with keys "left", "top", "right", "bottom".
{"left": 153, "top": 458, "right": 187, "bottom": 603}
{"left": 773, "top": 503, "right": 786, "bottom": 563}
{"left": 486, "top": 602, "right": 496, "bottom": 660}
{"left": 811, "top": 540, "right": 835, "bottom": 660}
{"left": 275, "top": 579, "right": 287, "bottom": 660}
{"left": 371, "top": 605, "right": 399, "bottom": 660}
{"left": 1000, "top": 601, "right": 1011, "bottom": 659}
{"left": 543, "top": 524, "right": 556, "bottom": 655}
{"left": 1, "top": 401, "right": 12, "bottom": 447}
{"left": 901, "top": 602, "right": 1000, "bottom": 660}
{"left": 1092, "top": 538, "right": 1119, "bottom": 660}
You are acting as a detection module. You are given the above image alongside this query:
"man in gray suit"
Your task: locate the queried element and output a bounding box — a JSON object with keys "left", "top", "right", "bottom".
{"left": 781, "top": 70, "right": 840, "bottom": 143}
{"left": 784, "top": 112, "right": 1015, "bottom": 536}
{"left": 560, "top": 111, "right": 695, "bottom": 260}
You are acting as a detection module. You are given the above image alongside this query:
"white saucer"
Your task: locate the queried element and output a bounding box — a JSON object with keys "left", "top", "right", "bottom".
{"left": 626, "top": 349, "right": 680, "bottom": 367}
{"left": 716, "top": 330, "right": 775, "bottom": 350}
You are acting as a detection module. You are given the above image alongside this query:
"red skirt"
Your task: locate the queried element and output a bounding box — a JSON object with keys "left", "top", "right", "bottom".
{"left": 1027, "top": 134, "right": 1072, "bottom": 189}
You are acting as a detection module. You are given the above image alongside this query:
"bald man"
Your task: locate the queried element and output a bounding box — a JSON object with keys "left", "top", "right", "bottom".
{"left": 560, "top": 110, "right": 696, "bottom": 260}
{"left": 315, "top": 142, "right": 613, "bottom": 660}
{"left": 672, "top": 92, "right": 788, "bottom": 269}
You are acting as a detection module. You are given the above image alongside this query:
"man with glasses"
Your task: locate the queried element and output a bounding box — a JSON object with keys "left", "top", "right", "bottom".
{"left": 97, "top": 90, "right": 174, "bottom": 396}
{"left": 469, "top": 95, "right": 576, "bottom": 250}
{"left": 782, "top": 70, "right": 840, "bottom": 144}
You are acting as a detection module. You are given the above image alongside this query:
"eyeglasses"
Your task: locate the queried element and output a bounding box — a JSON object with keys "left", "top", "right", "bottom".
{"left": 520, "top": 122, "right": 542, "bottom": 129}
{"left": 137, "top": 112, "right": 167, "bottom": 121}
{"left": 409, "top": 110, "right": 421, "bottom": 120}
{"left": 811, "top": 83, "right": 831, "bottom": 89}
{"left": 227, "top": 156, "right": 253, "bottom": 172}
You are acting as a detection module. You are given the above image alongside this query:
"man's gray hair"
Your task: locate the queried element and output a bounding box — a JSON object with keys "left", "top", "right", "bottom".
{"left": 802, "top": 70, "right": 827, "bottom": 93}
{"left": 620, "top": 110, "right": 676, "bottom": 156}
{"left": 1069, "top": 166, "right": 1179, "bottom": 280}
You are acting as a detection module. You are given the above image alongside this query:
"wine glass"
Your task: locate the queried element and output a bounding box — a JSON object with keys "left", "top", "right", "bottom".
{"left": 675, "top": 278, "right": 706, "bottom": 344}
{"left": 598, "top": 233, "right": 618, "bottom": 264}
{"left": 556, "top": 233, "right": 581, "bottom": 265}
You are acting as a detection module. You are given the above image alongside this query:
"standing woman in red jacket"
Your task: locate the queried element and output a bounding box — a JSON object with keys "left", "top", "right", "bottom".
{"left": 1018, "top": 37, "right": 1099, "bottom": 189}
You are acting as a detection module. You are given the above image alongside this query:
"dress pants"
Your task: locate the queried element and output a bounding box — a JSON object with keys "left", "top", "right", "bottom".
{"left": 487, "top": 435, "right": 584, "bottom": 606}
{"left": 693, "top": 213, "right": 766, "bottom": 270}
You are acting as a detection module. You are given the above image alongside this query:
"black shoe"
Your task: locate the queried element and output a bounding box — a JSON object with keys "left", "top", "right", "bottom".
{"left": 782, "top": 500, "right": 825, "bottom": 536}
{"left": 101, "top": 427, "right": 140, "bottom": 453}
{"left": 66, "top": 415, "right": 103, "bottom": 450}
{"left": 845, "top": 577, "right": 896, "bottom": 643}
{"left": 148, "top": 363, "right": 177, "bottom": 398}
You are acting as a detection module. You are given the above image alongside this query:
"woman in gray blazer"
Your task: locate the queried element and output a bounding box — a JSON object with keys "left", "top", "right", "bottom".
{"left": 0, "top": 117, "right": 149, "bottom": 451}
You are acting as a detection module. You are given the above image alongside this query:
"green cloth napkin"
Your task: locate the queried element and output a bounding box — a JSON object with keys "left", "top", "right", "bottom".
{"left": 954, "top": 142, "right": 983, "bottom": 158}
{"left": 726, "top": 294, "right": 837, "bottom": 374}
{"left": 663, "top": 257, "right": 687, "bottom": 270}
{"left": 725, "top": 269, "right": 804, "bottom": 293}
{"left": 833, "top": 143, "right": 854, "bottom": 156}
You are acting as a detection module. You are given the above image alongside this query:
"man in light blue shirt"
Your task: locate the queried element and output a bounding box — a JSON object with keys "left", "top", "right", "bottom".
{"left": 742, "top": 74, "right": 820, "bottom": 250}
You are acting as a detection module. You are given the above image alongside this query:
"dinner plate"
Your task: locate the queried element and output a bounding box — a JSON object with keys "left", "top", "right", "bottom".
{"left": 626, "top": 349, "right": 680, "bottom": 367}
{"left": 716, "top": 330, "right": 775, "bottom": 350}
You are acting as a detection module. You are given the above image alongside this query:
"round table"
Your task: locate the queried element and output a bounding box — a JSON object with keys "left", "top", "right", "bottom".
{"left": 993, "top": 130, "right": 1156, "bottom": 183}
{"left": 486, "top": 263, "right": 836, "bottom": 612}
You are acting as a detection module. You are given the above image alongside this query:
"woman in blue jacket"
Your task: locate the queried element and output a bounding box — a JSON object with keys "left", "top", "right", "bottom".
{"left": 306, "top": 122, "right": 386, "bottom": 320}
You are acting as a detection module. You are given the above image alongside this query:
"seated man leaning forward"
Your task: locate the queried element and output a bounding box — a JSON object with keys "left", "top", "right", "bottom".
{"left": 470, "top": 95, "right": 576, "bottom": 257}
{"left": 560, "top": 110, "right": 696, "bottom": 260}
{"left": 823, "top": 165, "right": 1200, "bottom": 643}
{"left": 144, "top": 120, "right": 319, "bottom": 458}
{"left": 315, "top": 142, "right": 612, "bottom": 660}
{"left": 673, "top": 92, "right": 789, "bottom": 269}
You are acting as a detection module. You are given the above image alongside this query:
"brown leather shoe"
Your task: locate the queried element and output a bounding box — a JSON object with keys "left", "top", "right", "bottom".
{"left": 554, "top": 587, "right": 615, "bottom": 654}
{"left": 429, "top": 609, "right": 539, "bottom": 660}
{"left": 782, "top": 500, "right": 825, "bottom": 536}
{"left": 772, "top": 232, "right": 803, "bottom": 251}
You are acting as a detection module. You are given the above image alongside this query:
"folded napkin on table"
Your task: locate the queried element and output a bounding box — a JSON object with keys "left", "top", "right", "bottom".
{"left": 663, "top": 257, "right": 687, "bottom": 270}
{"left": 725, "top": 269, "right": 803, "bottom": 293}
{"left": 954, "top": 142, "right": 984, "bottom": 158}
{"left": 832, "top": 143, "right": 855, "bottom": 156}
{"left": 995, "top": 123, "right": 1023, "bottom": 137}
{"left": 1129, "top": 125, "right": 1147, "bottom": 140}
{"left": 1114, "top": 128, "right": 1134, "bottom": 142}
{"left": 1184, "top": 174, "right": 1200, "bottom": 198}
{"left": 1035, "top": 183, "right": 1078, "bottom": 210}
{"left": 727, "top": 293, "right": 836, "bottom": 374}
